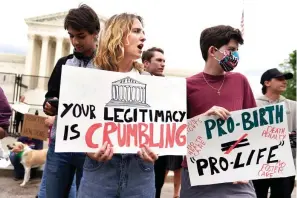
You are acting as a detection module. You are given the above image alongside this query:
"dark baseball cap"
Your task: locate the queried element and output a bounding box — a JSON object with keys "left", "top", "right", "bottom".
{"left": 260, "top": 68, "right": 293, "bottom": 85}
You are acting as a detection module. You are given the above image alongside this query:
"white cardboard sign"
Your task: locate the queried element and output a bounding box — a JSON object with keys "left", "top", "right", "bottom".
{"left": 55, "top": 66, "right": 187, "bottom": 155}
{"left": 187, "top": 103, "right": 296, "bottom": 186}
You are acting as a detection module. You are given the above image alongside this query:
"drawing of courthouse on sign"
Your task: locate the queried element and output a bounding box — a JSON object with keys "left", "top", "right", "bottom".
{"left": 106, "top": 76, "right": 150, "bottom": 108}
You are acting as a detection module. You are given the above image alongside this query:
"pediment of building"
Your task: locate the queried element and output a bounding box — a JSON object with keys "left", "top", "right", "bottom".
{"left": 25, "top": 11, "right": 106, "bottom": 27}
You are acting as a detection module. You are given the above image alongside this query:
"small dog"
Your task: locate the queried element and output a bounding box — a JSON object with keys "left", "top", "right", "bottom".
{"left": 7, "top": 141, "right": 48, "bottom": 187}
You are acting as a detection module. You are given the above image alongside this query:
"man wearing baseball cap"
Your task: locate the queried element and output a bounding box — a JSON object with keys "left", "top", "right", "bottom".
{"left": 253, "top": 68, "right": 296, "bottom": 198}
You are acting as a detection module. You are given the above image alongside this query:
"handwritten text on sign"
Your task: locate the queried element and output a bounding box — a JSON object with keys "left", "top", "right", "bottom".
{"left": 21, "top": 114, "right": 48, "bottom": 141}
{"left": 55, "top": 66, "right": 187, "bottom": 155}
{"left": 187, "top": 103, "right": 296, "bottom": 186}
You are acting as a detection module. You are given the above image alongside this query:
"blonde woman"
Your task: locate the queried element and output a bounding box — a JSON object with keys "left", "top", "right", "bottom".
{"left": 77, "top": 13, "right": 158, "bottom": 198}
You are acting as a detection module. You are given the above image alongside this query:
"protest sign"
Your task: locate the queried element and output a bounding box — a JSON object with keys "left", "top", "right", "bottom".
{"left": 55, "top": 66, "right": 187, "bottom": 155}
{"left": 11, "top": 103, "right": 30, "bottom": 114}
{"left": 187, "top": 103, "right": 296, "bottom": 186}
{"left": 21, "top": 114, "right": 48, "bottom": 141}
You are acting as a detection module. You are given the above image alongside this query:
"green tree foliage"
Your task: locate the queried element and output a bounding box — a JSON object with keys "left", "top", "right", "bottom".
{"left": 279, "top": 50, "right": 296, "bottom": 100}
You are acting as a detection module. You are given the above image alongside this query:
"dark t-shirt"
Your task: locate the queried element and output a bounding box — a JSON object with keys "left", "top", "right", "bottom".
{"left": 181, "top": 72, "right": 257, "bottom": 197}
{"left": 0, "top": 87, "right": 12, "bottom": 128}
{"left": 183, "top": 72, "right": 256, "bottom": 167}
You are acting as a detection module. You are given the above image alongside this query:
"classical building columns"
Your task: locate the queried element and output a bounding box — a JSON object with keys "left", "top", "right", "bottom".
{"left": 24, "top": 34, "right": 36, "bottom": 75}
{"left": 111, "top": 84, "right": 147, "bottom": 103}
{"left": 38, "top": 36, "right": 49, "bottom": 88}
{"left": 54, "top": 37, "right": 64, "bottom": 64}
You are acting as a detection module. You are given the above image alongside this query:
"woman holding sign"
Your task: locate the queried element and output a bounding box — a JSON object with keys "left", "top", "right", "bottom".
{"left": 77, "top": 13, "right": 158, "bottom": 198}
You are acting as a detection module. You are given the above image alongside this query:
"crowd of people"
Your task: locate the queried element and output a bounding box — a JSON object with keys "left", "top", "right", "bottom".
{"left": 0, "top": 3, "right": 295, "bottom": 198}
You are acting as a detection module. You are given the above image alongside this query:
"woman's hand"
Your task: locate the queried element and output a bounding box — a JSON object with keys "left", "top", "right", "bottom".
{"left": 138, "top": 144, "right": 158, "bottom": 163}
{"left": 44, "top": 98, "right": 58, "bottom": 116}
{"left": 87, "top": 142, "right": 114, "bottom": 162}
{"left": 0, "top": 127, "right": 6, "bottom": 139}
{"left": 45, "top": 116, "right": 55, "bottom": 127}
{"left": 202, "top": 106, "right": 230, "bottom": 120}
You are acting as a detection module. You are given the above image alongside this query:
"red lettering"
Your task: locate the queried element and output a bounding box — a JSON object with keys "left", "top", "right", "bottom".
{"left": 279, "top": 135, "right": 286, "bottom": 140}
{"left": 278, "top": 161, "right": 286, "bottom": 174}
{"left": 165, "top": 124, "right": 175, "bottom": 148}
{"left": 175, "top": 124, "right": 187, "bottom": 146}
{"left": 262, "top": 126, "right": 287, "bottom": 141}
{"left": 258, "top": 161, "right": 287, "bottom": 178}
{"left": 103, "top": 122, "right": 117, "bottom": 146}
{"left": 87, "top": 122, "right": 187, "bottom": 150}
{"left": 258, "top": 170, "right": 273, "bottom": 178}
{"left": 126, "top": 124, "right": 138, "bottom": 147}
{"left": 138, "top": 123, "right": 149, "bottom": 146}
{"left": 117, "top": 124, "right": 127, "bottom": 147}
{"left": 187, "top": 118, "right": 199, "bottom": 132}
{"left": 188, "top": 150, "right": 194, "bottom": 155}
{"left": 260, "top": 164, "right": 268, "bottom": 172}
{"left": 262, "top": 129, "right": 268, "bottom": 137}
{"left": 149, "top": 123, "right": 159, "bottom": 147}
{"left": 159, "top": 124, "right": 164, "bottom": 148}
{"left": 85, "top": 123, "right": 102, "bottom": 148}
{"left": 267, "top": 126, "right": 272, "bottom": 133}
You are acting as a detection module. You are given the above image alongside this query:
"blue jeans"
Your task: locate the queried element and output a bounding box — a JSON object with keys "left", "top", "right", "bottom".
{"left": 45, "top": 142, "right": 86, "bottom": 198}
{"left": 38, "top": 162, "right": 77, "bottom": 198}
{"left": 9, "top": 152, "right": 24, "bottom": 178}
{"left": 180, "top": 168, "right": 256, "bottom": 198}
{"left": 78, "top": 154, "right": 155, "bottom": 198}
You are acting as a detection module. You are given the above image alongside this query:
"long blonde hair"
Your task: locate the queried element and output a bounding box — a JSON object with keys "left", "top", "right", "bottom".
{"left": 94, "top": 13, "right": 144, "bottom": 72}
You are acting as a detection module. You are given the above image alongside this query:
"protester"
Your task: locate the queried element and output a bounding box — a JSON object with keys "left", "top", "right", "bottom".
{"left": 36, "top": 116, "right": 76, "bottom": 198}
{"left": 142, "top": 47, "right": 165, "bottom": 77}
{"left": 77, "top": 13, "right": 158, "bottom": 198}
{"left": 42, "top": 4, "right": 100, "bottom": 198}
{"left": 180, "top": 25, "right": 257, "bottom": 198}
{"left": 142, "top": 47, "right": 182, "bottom": 198}
{"left": 0, "top": 87, "right": 12, "bottom": 139}
{"left": 252, "top": 68, "right": 296, "bottom": 198}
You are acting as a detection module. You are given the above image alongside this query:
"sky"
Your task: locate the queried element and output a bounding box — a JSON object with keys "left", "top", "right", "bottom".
{"left": 0, "top": 0, "right": 296, "bottom": 97}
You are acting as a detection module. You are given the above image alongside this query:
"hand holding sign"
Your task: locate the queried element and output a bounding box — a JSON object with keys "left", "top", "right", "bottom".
{"left": 138, "top": 144, "right": 158, "bottom": 163}
{"left": 44, "top": 98, "right": 58, "bottom": 116}
{"left": 87, "top": 142, "right": 114, "bottom": 162}
{"left": 55, "top": 67, "right": 187, "bottom": 155}
{"left": 202, "top": 106, "right": 230, "bottom": 120}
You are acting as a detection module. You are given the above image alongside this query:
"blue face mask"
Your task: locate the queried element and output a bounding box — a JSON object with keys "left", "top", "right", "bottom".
{"left": 232, "top": 51, "right": 239, "bottom": 59}
{"left": 214, "top": 49, "right": 240, "bottom": 72}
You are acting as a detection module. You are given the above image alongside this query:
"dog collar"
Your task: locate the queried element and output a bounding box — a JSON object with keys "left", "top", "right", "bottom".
{"left": 16, "top": 151, "right": 24, "bottom": 158}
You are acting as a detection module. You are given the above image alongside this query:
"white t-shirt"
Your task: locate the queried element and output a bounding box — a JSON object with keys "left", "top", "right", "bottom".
{"left": 127, "top": 68, "right": 140, "bottom": 75}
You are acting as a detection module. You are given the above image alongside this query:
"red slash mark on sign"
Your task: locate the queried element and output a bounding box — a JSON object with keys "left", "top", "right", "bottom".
{"left": 224, "top": 133, "right": 248, "bottom": 154}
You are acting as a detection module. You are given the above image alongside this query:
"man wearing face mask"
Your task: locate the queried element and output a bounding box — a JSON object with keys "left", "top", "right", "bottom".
{"left": 252, "top": 68, "right": 296, "bottom": 198}
{"left": 180, "top": 25, "right": 257, "bottom": 198}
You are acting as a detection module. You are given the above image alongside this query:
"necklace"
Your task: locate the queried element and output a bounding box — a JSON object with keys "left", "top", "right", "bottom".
{"left": 202, "top": 73, "right": 225, "bottom": 95}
